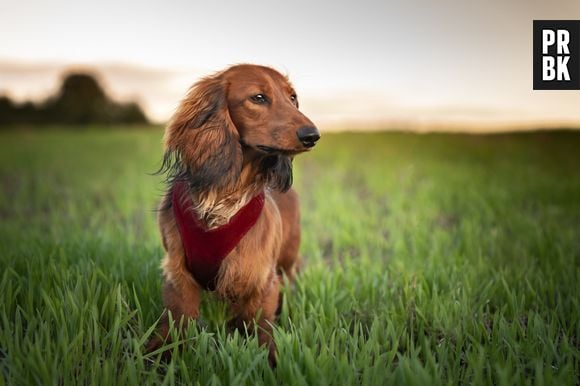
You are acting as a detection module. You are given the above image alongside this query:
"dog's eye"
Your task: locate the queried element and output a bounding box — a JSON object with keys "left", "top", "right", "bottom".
{"left": 290, "top": 94, "right": 299, "bottom": 107}
{"left": 250, "top": 94, "right": 268, "bottom": 104}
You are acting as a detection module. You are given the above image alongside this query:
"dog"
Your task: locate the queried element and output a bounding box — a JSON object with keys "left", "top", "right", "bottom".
{"left": 147, "top": 64, "right": 320, "bottom": 366}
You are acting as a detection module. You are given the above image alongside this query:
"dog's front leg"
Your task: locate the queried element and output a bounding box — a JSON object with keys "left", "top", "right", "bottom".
{"left": 228, "top": 274, "right": 280, "bottom": 367}
{"left": 146, "top": 257, "right": 202, "bottom": 357}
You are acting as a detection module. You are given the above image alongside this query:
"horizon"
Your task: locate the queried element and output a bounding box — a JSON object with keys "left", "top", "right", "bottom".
{"left": 1, "top": 0, "right": 580, "bottom": 132}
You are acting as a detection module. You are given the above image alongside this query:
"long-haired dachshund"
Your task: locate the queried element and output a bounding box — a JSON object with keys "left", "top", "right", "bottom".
{"left": 147, "top": 64, "right": 320, "bottom": 365}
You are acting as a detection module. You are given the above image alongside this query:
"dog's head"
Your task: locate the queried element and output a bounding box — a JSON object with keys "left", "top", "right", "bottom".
{"left": 162, "top": 64, "right": 319, "bottom": 192}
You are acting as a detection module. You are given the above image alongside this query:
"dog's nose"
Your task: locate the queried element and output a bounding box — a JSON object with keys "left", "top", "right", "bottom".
{"left": 296, "top": 126, "right": 320, "bottom": 148}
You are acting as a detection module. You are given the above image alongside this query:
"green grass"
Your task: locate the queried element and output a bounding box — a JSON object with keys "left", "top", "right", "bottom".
{"left": 0, "top": 128, "right": 579, "bottom": 385}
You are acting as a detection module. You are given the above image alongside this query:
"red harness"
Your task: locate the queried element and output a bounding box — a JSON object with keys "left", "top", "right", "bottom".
{"left": 171, "top": 181, "right": 265, "bottom": 290}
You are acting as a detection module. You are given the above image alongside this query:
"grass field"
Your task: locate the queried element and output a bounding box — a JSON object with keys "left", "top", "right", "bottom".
{"left": 0, "top": 128, "right": 579, "bottom": 385}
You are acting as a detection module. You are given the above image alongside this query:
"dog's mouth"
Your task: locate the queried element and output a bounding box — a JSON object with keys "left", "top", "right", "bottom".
{"left": 255, "top": 144, "right": 308, "bottom": 155}
{"left": 240, "top": 140, "right": 312, "bottom": 156}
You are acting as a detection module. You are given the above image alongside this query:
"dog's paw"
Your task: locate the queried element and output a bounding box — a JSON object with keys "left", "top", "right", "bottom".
{"left": 144, "top": 335, "right": 174, "bottom": 364}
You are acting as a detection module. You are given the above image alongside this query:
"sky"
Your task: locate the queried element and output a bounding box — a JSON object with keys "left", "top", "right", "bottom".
{"left": 1, "top": 0, "right": 580, "bottom": 131}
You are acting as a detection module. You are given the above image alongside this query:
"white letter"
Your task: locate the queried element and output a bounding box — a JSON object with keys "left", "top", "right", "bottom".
{"left": 543, "top": 30, "right": 555, "bottom": 54}
{"left": 557, "top": 56, "right": 570, "bottom": 80}
{"left": 543, "top": 56, "right": 556, "bottom": 80}
{"left": 557, "top": 30, "right": 570, "bottom": 55}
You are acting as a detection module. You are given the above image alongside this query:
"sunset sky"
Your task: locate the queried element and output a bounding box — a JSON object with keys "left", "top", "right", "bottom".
{"left": 1, "top": 0, "right": 579, "bottom": 131}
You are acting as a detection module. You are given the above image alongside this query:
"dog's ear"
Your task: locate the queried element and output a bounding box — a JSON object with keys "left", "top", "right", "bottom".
{"left": 163, "top": 76, "right": 242, "bottom": 191}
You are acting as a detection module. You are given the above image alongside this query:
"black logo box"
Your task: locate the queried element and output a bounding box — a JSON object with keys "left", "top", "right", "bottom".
{"left": 533, "top": 20, "right": 580, "bottom": 90}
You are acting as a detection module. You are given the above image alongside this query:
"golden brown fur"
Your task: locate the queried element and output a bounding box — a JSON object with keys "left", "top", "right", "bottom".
{"left": 147, "top": 64, "right": 319, "bottom": 365}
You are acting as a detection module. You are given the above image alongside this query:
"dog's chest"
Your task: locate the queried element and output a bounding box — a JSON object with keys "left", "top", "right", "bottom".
{"left": 171, "top": 181, "right": 265, "bottom": 290}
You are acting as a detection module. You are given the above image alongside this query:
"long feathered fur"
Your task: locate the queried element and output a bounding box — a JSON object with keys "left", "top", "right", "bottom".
{"left": 148, "top": 64, "right": 316, "bottom": 367}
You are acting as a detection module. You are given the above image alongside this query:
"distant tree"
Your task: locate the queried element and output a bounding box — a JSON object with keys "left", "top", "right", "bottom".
{"left": 0, "top": 97, "right": 44, "bottom": 126}
{"left": 0, "top": 96, "right": 16, "bottom": 125}
{"left": 0, "top": 72, "right": 149, "bottom": 127}
{"left": 44, "top": 73, "right": 110, "bottom": 124}
{"left": 113, "top": 101, "right": 149, "bottom": 124}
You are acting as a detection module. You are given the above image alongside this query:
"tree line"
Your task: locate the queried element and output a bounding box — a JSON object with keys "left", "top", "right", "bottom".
{"left": 0, "top": 72, "right": 149, "bottom": 126}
